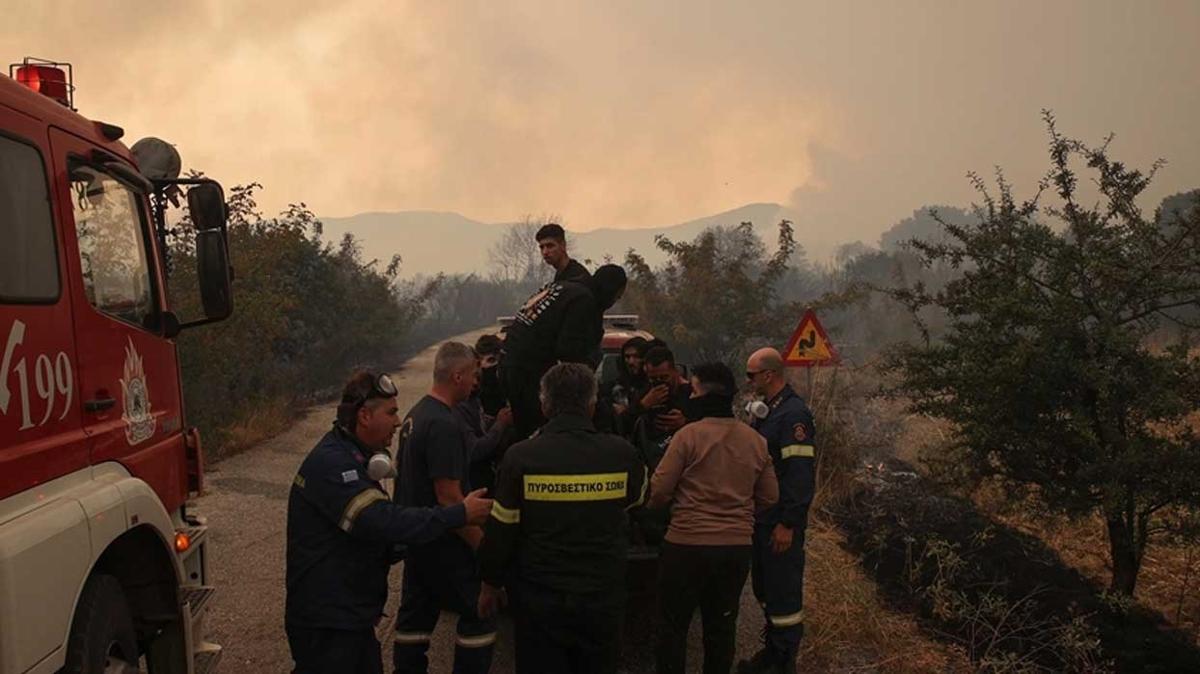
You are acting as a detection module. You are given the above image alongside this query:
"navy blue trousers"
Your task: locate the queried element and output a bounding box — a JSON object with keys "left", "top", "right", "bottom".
{"left": 750, "top": 519, "right": 806, "bottom": 660}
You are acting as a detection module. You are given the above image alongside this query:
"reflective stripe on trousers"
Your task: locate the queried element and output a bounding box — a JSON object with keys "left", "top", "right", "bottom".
{"left": 751, "top": 519, "right": 806, "bottom": 656}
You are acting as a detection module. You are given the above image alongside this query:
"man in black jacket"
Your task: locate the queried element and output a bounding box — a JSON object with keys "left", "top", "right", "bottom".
{"left": 502, "top": 264, "right": 626, "bottom": 439}
{"left": 458, "top": 337, "right": 514, "bottom": 495}
{"left": 476, "top": 363, "right": 647, "bottom": 674}
{"left": 600, "top": 336, "right": 649, "bottom": 437}
{"left": 629, "top": 345, "right": 691, "bottom": 545}
{"left": 285, "top": 370, "right": 492, "bottom": 674}
{"left": 536, "top": 222, "right": 591, "bottom": 283}
{"left": 474, "top": 333, "right": 507, "bottom": 417}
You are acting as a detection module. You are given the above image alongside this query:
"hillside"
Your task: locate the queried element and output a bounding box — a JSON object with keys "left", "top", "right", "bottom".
{"left": 318, "top": 203, "right": 803, "bottom": 277}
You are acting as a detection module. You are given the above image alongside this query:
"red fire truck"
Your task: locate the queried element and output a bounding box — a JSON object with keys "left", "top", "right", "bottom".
{"left": 1, "top": 58, "right": 232, "bottom": 673}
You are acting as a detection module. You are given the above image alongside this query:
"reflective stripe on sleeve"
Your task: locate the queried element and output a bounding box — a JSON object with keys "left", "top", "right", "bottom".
{"left": 339, "top": 488, "right": 388, "bottom": 532}
{"left": 455, "top": 632, "right": 497, "bottom": 648}
{"left": 780, "top": 444, "right": 814, "bottom": 459}
{"left": 490, "top": 501, "right": 521, "bottom": 524}
{"left": 768, "top": 609, "right": 804, "bottom": 627}
{"left": 394, "top": 632, "right": 432, "bottom": 645}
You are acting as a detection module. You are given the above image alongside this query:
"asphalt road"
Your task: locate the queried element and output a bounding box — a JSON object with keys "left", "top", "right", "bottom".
{"left": 200, "top": 328, "right": 774, "bottom": 673}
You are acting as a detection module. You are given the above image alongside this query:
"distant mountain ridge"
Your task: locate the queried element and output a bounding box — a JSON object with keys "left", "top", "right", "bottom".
{"left": 319, "top": 203, "right": 802, "bottom": 277}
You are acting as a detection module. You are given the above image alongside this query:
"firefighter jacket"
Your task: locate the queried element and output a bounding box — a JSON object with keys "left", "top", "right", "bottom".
{"left": 751, "top": 385, "right": 816, "bottom": 531}
{"left": 285, "top": 425, "right": 467, "bottom": 630}
{"left": 503, "top": 281, "right": 603, "bottom": 371}
{"left": 477, "top": 414, "right": 647, "bottom": 593}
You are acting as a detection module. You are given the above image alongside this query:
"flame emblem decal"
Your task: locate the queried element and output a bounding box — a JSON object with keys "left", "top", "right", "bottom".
{"left": 120, "top": 338, "right": 155, "bottom": 445}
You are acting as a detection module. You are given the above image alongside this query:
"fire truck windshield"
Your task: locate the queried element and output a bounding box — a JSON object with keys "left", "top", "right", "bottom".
{"left": 70, "top": 163, "right": 156, "bottom": 327}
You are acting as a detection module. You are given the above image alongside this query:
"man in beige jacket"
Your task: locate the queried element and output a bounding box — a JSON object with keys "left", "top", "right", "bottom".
{"left": 648, "top": 362, "right": 779, "bottom": 674}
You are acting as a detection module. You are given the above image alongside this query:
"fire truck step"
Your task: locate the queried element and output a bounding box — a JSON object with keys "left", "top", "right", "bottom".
{"left": 194, "top": 645, "right": 222, "bottom": 674}
{"left": 180, "top": 585, "right": 216, "bottom": 618}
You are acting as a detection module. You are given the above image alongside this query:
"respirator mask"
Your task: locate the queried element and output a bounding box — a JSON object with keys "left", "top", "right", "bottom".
{"left": 745, "top": 399, "right": 770, "bottom": 420}
{"left": 367, "top": 452, "right": 396, "bottom": 482}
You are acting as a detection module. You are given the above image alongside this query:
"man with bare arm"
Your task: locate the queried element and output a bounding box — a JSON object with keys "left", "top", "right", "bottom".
{"left": 392, "top": 342, "right": 496, "bottom": 674}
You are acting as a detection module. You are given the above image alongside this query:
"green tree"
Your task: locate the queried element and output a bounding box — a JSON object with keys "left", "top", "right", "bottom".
{"left": 170, "top": 183, "right": 416, "bottom": 452}
{"left": 884, "top": 114, "right": 1200, "bottom": 596}
{"left": 623, "top": 220, "right": 800, "bottom": 363}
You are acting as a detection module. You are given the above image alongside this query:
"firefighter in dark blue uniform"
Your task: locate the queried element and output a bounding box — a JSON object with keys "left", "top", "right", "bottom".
{"left": 739, "top": 348, "right": 816, "bottom": 674}
{"left": 285, "top": 370, "right": 493, "bottom": 674}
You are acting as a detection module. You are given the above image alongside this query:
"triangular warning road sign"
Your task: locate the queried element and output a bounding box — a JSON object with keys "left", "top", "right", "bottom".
{"left": 782, "top": 309, "right": 840, "bottom": 367}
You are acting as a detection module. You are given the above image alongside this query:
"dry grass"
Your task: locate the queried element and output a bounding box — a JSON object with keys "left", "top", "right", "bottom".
{"left": 899, "top": 406, "right": 1200, "bottom": 648}
{"left": 778, "top": 366, "right": 972, "bottom": 672}
{"left": 211, "top": 395, "right": 298, "bottom": 460}
{"left": 789, "top": 344, "right": 1200, "bottom": 668}
{"left": 973, "top": 491, "right": 1200, "bottom": 645}
{"left": 800, "top": 517, "right": 972, "bottom": 673}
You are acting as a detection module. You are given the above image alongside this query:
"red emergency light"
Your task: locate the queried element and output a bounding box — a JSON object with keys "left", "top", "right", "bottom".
{"left": 9, "top": 57, "right": 74, "bottom": 109}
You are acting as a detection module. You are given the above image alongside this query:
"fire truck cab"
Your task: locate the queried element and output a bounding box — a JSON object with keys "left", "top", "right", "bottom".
{"left": 1, "top": 59, "right": 231, "bottom": 674}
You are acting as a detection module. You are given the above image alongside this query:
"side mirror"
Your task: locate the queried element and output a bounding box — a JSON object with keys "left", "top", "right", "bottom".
{"left": 143, "top": 310, "right": 182, "bottom": 339}
{"left": 196, "top": 229, "right": 233, "bottom": 320}
{"left": 161, "top": 311, "right": 181, "bottom": 339}
{"left": 188, "top": 182, "right": 227, "bottom": 232}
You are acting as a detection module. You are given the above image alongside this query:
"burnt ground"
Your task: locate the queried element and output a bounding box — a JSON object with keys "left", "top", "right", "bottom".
{"left": 829, "top": 457, "right": 1200, "bottom": 673}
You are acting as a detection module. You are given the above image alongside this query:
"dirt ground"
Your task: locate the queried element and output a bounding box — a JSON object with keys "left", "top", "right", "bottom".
{"left": 199, "top": 328, "right": 774, "bottom": 673}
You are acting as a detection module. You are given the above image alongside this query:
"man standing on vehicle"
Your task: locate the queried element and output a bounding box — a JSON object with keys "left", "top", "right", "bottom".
{"left": 392, "top": 342, "right": 496, "bottom": 674}
{"left": 649, "top": 361, "right": 778, "bottom": 674}
{"left": 738, "top": 347, "right": 817, "bottom": 674}
{"left": 502, "top": 264, "right": 627, "bottom": 439}
{"left": 476, "top": 363, "right": 646, "bottom": 673}
{"left": 537, "top": 222, "right": 591, "bottom": 283}
{"left": 285, "top": 370, "right": 493, "bottom": 674}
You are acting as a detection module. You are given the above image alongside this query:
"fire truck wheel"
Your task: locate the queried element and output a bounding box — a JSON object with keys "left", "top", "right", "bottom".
{"left": 63, "top": 574, "right": 140, "bottom": 674}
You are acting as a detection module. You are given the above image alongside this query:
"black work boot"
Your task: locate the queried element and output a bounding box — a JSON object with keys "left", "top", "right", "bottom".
{"left": 736, "top": 648, "right": 787, "bottom": 674}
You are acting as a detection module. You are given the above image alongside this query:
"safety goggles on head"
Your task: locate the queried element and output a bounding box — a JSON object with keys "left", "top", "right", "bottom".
{"left": 345, "top": 373, "right": 398, "bottom": 408}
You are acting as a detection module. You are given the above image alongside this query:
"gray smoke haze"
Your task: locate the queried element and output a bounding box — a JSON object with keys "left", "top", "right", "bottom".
{"left": 5, "top": 1, "right": 1198, "bottom": 254}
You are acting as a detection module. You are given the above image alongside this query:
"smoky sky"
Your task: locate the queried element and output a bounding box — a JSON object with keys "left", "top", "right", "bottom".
{"left": 6, "top": 1, "right": 1198, "bottom": 253}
